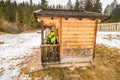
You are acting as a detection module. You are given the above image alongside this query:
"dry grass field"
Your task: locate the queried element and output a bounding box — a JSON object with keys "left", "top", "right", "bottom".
{"left": 20, "top": 44, "right": 120, "bottom": 80}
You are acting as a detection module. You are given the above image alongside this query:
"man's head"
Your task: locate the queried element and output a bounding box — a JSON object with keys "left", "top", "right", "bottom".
{"left": 45, "top": 28, "right": 51, "bottom": 35}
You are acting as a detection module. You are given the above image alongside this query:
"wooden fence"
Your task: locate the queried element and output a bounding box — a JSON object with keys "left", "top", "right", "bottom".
{"left": 41, "top": 44, "right": 60, "bottom": 65}
{"left": 98, "top": 22, "right": 120, "bottom": 32}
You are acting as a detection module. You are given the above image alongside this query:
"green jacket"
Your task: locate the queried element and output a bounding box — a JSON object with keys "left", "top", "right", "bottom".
{"left": 45, "top": 32, "right": 56, "bottom": 44}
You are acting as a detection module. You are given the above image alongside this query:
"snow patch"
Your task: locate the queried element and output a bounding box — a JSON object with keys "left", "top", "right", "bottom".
{"left": 96, "top": 32, "right": 120, "bottom": 49}
{"left": 0, "top": 32, "right": 41, "bottom": 80}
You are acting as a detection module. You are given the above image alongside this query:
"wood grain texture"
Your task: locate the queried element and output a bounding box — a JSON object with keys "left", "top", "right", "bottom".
{"left": 62, "top": 38, "right": 94, "bottom": 42}
{"left": 62, "top": 30, "right": 95, "bottom": 35}
{"left": 62, "top": 43, "right": 94, "bottom": 46}
{"left": 59, "top": 18, "right": 62, "bottom": 55}
{"left": 39, "top": 17, "right": 97, "bottom": 56}
{"left": 61, "top": 18, "right": 96, "bottom": 55}
{"left": 62, "top": 45, "right": 94, "bottom": 49}
{"left": 62, "top": 27, "right": 95, "bottom": 31}
{"left": 62, "top": 34, "right": 95, "bottom": 39}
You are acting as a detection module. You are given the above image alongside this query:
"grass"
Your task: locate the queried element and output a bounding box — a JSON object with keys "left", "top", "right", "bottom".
{"left": 20, "top": 44, "right": 120, "bottom": 80}
{"left": 0, "top": 19, "right": 38, "bottom": 34}
{"left": 0, "top": 19, "right": 20, "bottom": 34}
{"left": 0, "top": 32, "right": 6, "bottom": 35}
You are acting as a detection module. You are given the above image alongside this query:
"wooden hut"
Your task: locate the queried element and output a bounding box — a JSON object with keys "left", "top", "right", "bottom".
{"left": 34, "top": 9, "right": 110, "bottom": 67}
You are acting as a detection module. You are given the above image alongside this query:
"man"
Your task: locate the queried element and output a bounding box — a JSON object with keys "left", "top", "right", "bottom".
{"left": 45, "top": 28, "right": 57, "bottom": 44}
{"left": 44, "top": 28, "right": 58, "bottom": 59}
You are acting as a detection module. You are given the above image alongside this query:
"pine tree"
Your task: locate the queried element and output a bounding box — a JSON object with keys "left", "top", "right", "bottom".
{"left": 0, "top": 0, "right": 5, "bottom": 19}
{"left": 84, "top": 0, "right": 93, "bottom": 11}
{"left": 52, "top": 5, "right": 55, "bottom": 9}
{"left": 104, "top": 5, "right": 111, "bottom": 14}
{"left": 30, "top": 0, "right": 32, "bottom": 6}
{"left": 41, "top": 0, "right": 48, "bottom": 9}
{"left": 79, "top": 0, "right": 84, "bottom": 10}
{"left": 93, "top": 0, "right": 102, "bottom": 13}
{"left": 110, "top": 5, "right": 120, "bottom": 22}
{"left": 55, "top": 4, "right": 63, "bottom": 9}
{"left": 104, "top": 0, "right": 118, "bottom": 14}
{"left": 66, "top": 0, "right": 73, "bottom": 10}
{"left": 74, "top": 0, "right": 80, "bottom": 10}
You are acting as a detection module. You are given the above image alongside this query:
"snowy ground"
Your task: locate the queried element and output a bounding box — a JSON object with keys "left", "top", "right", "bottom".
{"left": 0, "top": 32, "right": 41, "bottom": 80}
{"left": 96, "top": 32, "right": 120, "bottom": 49}
{"left": 0, "top": 31, "right": 120, "bottom": 80}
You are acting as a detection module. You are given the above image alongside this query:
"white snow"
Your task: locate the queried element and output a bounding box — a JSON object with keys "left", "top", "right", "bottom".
{"left": 0, "top": 32, "right": 41, "bottom": 80}
{"left": 0, "top": 33, "right": 41, "bottom": 58}
{"left": 96, "top": 32, "right": 120, "bottom": 49}
{"left": 0, "top": 31, "right": 120, "bottom": 80}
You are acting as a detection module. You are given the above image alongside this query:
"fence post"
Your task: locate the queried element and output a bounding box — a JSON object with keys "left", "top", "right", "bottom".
{"left": 41, "top": 20, "right": 44, "bottom": 44}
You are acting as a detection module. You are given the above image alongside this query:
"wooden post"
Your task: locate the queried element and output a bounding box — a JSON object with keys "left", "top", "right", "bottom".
{"left": 116, "top": 23, "right": 118, "bottom": 31}
{"left": 59, "top": 18, "right": 62, "bottom": 56}
{"left": 118, "top": 24, "right": 120, "bottom": 31}
{"left": 93, "top": 19, "right": 99, "bottom": 60}
{"left": 41, "top": 20, "right": 44, "bottom": 44}
{"left": 41, "top": 20, "right": 44, "bottom": 64}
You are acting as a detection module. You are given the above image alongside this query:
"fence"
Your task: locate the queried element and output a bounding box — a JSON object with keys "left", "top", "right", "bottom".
{"left": 98, "top": 22, "right": 120, "bottom": 32}
{"left": 41, "top": 44, "right": 60, "bottom": 65}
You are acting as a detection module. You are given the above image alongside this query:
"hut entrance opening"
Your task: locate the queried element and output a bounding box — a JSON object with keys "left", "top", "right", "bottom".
{"left": 40, "top": 22, "right": 60, "bottom": 65}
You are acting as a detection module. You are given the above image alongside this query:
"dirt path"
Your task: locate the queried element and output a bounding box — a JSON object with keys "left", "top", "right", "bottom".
{"left": 21, "top": 48, "right": 42, "bottom": 73}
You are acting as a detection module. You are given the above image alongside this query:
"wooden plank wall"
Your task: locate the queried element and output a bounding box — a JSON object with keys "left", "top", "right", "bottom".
{"left": 61, "top": 18, "right": 96, "bottom": 56}
{"left": 39, "top": 17, "right": 97, "bottom": 58}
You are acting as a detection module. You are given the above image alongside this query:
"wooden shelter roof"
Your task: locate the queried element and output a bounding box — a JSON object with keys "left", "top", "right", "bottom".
{"left": 34, "top": 9, "right": 111, "bottom": 20}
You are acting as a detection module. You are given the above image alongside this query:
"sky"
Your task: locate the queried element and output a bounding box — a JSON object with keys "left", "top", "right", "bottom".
{"left": 12, "top": 0, "right": 120, "bottom": 11}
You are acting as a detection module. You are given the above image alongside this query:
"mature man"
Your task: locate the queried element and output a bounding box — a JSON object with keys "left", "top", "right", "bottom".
{"left": 45, "top": 28, "right": 57, "bottom": 44}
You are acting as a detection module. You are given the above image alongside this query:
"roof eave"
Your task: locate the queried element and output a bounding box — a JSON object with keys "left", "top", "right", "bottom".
{"left": 34, "top": 9, "right": 111, "bottom": 21}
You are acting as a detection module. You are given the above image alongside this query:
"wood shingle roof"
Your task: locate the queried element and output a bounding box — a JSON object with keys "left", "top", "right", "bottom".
{"left": 34, "top": 9, "right": 111, "bottom": 20}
